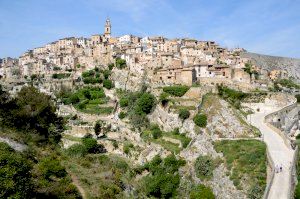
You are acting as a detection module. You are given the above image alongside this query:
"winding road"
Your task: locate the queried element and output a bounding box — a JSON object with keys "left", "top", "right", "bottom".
{"left": 247, "top": 103, "right": 295, "bottom": 199}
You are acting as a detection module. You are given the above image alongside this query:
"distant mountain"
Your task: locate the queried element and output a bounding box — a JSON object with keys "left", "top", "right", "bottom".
{"left": 241, "top": 52, "right": 300, "bottom": 82}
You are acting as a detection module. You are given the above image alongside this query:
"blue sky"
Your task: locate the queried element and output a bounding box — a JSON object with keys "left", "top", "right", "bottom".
{"left": 0, "top": 0, "right": 299, "bottom": 58}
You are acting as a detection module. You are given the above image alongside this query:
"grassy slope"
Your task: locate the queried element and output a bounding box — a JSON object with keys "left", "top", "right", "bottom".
{"left": 214, "top": 140, "right": 267, "bottom": 196}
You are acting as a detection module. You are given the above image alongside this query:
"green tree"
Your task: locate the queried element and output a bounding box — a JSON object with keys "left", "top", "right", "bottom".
{"left": 135, "top": 93, "right": 156, "bottom": 115}
{"left": 13, "top": 86, "right": 64, "bottom": 143}
{"left": 0, "top": 143, "right": 33, "bottom": 199}
{"left": 38, "top": 156, "right": 67, "bottom": 180}
{"left": 193, "top": 113, "right": 207, "bottom": 127}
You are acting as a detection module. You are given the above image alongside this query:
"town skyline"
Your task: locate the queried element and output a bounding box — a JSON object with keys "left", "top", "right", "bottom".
{"left": 0, "top": 0, "right": 299, "bottom": 59}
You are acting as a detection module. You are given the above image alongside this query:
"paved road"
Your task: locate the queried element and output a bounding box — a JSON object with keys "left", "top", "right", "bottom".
{"left": 247, "top": 103, "right": 295, "bottom": 199}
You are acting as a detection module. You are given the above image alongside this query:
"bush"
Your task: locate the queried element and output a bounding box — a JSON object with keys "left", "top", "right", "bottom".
{"left": 103, "top": 70, "right": 111, "bottom": 79}
{"left": 194, "top": 155, "right": 215, "bottom": 180}
{"left": 83, "top": 89, "right": 91, "bottom": 99}
{"left": 123, "top": 143, "right": 134, "bottom": 154}
{"left": 116, "top": 58, "right": 127, "bottom": 69}
{"left": 135, "top": 93, "right": 156, "bottom": 115}
{"left": 118, "top": 111, "right": 127, "bottom": 119}
{"left": 163, "top": 85, "right": 189, "bottom": 97}
{"left": 66, "top": 144, "right": 88, "bottom": 157}
{"left": 193, "top": 113, "right": 207, "bottom": 127}
{"left": 120, "top": 97, "right": 129, "bottom": 107}
{"left": 190, "top": 184, "right": 215, "bottom": 199}
{"left": 78, "top": 102, "right": 86, "bottom": 110}
{"left": 0, "top": 143, "right": 33, "bottom": 199}
{"left": 94, "top": 121, "right": 101, "bottom": 136}
{"left": 159, "top": 92, "right": 169, "bottom": 106}
{"left": 70, "top": 94, "right": 80, "bottom": 104}
{"left": 217, "top": 85, "right": 248, "bottom": 108}
{"left": 108, "top": 63, "right": 114, "bottom": 70}
{"left": 150, "top": 125, "right": 163, "bottom": 139}
{"left": 103, "top": 79, "right": 113, "bottom": 89}
{"left": 142, "top": 155, "right": 185, "bottom": 198}
{"left": 296, "top": 94, "right": 300, "bottom": 103}
{"left": 38, "top": 156, "right": 67, "bottom": 180}
{"left": 178, "top": 108, "right": 190, "bottom": 120}
{"left": 82, "top": 137, "right": 106, "bottom": 154}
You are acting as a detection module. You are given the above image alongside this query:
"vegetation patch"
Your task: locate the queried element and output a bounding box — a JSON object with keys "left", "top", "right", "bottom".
{"left": 117, "top": 89, "right": 156, "bottom": 129}
{"left": 141, "top": 126, "right": 191, "bottom": 153}
{"left": 214, "top": 140, "right": 266, "bottom": 197}
{"left": 163, "top": 85, "right": 190, "bottom": 97}
{"left": 63, "top": 154, "right": 131, "bottom": 199}
{"left": 193, "top": 113, "right": 207, "bottom": 127}
{"left": 136, "top": 155, "right": 186, "bottom": 198}
{"left": 194, "top": 155, "right": 219, "bottom": 180}
{"left": 190, "top": 184, "right": 215, "bottom": 199}
{"left": 59, "top": 86, "right": 113, "bottom": 115}
{"left": 217, "top": 85, "right": 248, "bottom": 109}
{"left": 52, "top": 73, "right": 71, "bottom": 79}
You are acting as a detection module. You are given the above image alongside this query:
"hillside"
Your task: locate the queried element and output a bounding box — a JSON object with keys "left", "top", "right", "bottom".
{"left": 241, "top": 52, "right": 300, "bottom": 82}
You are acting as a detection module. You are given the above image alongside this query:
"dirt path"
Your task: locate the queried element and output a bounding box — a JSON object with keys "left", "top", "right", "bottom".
{"left": 70, "top": 173, "right": 87, "bottom": 199}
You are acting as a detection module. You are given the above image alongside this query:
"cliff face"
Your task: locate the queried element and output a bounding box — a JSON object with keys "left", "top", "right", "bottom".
{"left": 241, "top": 52, "right": 300, "bottom": 82}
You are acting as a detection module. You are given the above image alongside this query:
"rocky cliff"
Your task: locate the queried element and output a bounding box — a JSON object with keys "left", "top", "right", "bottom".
{"left": 241, "top": 52, "right": 300, "bottom": 82}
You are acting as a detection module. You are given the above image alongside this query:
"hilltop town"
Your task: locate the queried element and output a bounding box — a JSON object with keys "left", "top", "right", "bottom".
{"left": 0, "top": 19, "right": 295, "bottom": 92}
{"left": 0, "top": 19, "right": 300, "bottom": 199}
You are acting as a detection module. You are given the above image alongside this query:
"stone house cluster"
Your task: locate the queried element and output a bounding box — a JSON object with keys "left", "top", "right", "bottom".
{"left": 0, "top": 18, "right": 286, "bottom": 87}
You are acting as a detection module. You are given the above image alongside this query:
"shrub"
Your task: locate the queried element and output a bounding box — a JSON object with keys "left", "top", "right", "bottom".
{"left": 70, "top": 94, "right": 80, "bottom": 104}
{"left": 163, "top": 85, "right": 189, "bottom": 97}
{"left": 108, "top": 63, "right": 114, "bottom": 70}
{"left": 103, "top": 70, "right": 111, "bottom": 79}
{"left": 178, "top": 108, "right": 190, "bottom": 120}
{"left": 142, "top": 155, "right": 185, "bottom": 198}
{"left": 194, "top": 155, "right": 215, "bottom": 180}
{"left": 217, "top": 85, "right": 248, "bottom": 109}
{"left": 94, "top": 121, "right": 101, "bottom": 136}
{"left": 135, "top": 93, "right": 156, "bottom": 115}
{"left": 150, "top": 125, "right": 163, "bottom": 139}
{"left": 66, "top": 144, "right": 88, "bottom": 157}
{"left": 159, "top": 92, "right": 169, "bottom": 106}
{"left": 0, "top": 143, "right": 33, "bottom": 199}
{"left": 83, "top": 90, "right": 91, "bottom": 99}
{"left": 190, "top": 184, "right": 215, "bottom": 199}
{"left": 38, "top": 156, "right": 67, "bottom": 179}
{"left": 120, "top": 97, "right": 129, "bottom": 107}
{"left": 116, "top": 58, "right": 127, "bottom": 69}
{"left": 118, "top": 111, "right": 127, "bottom": 119}
{"left": 53, "top": 66, "right": 62, "bottom": 71}
{"left": 78, "top": 101, "right": 87, "bottom": 109}
{"left": 103, "top": 79, "right": 113, "bottom": 89}
{"left": 82, "top": 137, "right": 106, "bottom": 154}
{"left": 193, "top": 113, "right": 207, "bottom": 127}
{"left": 123, "top": 143, "right": 134, "bottom": 154}
{"left": 296, "top": 94, "right": 300, "bottom": 103}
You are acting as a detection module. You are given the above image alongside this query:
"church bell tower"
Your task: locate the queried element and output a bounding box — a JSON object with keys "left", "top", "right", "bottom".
{"left": 104, "top": 18, "right": 111, "bottom": 37}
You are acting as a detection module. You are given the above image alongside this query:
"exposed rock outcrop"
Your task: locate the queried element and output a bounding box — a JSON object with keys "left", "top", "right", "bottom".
{"left": 241, "top": 52, "right": 300, "bottom": 82}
